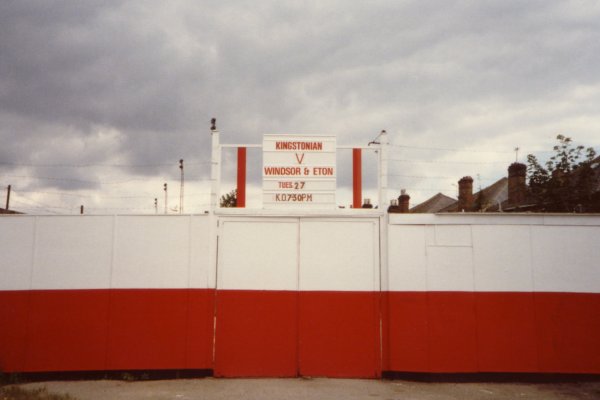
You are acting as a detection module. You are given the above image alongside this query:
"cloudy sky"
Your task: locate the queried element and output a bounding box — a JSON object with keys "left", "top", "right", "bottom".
{"left": 1, "top": 0, "right": 599, "bottom": 214}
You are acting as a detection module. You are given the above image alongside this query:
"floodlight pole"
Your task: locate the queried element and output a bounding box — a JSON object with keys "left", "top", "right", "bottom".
{"left": 163, "top": 183, "right": 168, "bottom": 214}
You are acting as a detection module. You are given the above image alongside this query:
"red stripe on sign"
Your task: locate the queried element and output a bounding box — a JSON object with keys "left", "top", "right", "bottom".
{"left": 299, "top": 291, "right": 380, "bottom": 378}
{"left": 214, "top": 290, "right": 298, "bottom": 377}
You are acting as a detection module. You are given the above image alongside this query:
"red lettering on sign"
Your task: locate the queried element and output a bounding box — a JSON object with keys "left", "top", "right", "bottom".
{"left": 313, "top": 167, "right": 334, "bottom": 176}
{"left": 264, "top": 167, "right": 302, "bottom": 175}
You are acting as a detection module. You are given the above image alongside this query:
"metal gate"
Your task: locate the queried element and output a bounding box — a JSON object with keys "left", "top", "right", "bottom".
{"left": 213, "top": 216, "right": 381, "bottom": 377}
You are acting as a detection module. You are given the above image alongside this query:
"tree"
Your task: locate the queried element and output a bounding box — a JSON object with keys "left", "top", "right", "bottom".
{"left": 220, "top": 189, "right": 237, "bottom": 208}
{"left": 527, "top": 135, "right": 598, "bottom": 212}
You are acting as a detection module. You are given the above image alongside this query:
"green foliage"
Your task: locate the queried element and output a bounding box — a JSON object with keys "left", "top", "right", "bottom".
{"left": 220, "top": 189, "right": 237, "bottom": 208}
{"left": 527, "top": 135, "right": 598, "bottom": 212}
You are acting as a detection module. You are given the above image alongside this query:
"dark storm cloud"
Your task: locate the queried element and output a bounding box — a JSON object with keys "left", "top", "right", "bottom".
{"left": 1, "top": 1, "right": 203, "bottom": 132}
{"left": 1, "top": 1, "right": 599, "bottom": 204}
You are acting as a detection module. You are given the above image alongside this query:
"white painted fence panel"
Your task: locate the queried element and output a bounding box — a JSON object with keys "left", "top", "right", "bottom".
{"left": 299, "top": 219, "right": 379, "bottom": 291}
{"left": 33, "top": 216, "right": 113, "bottom": 290}
{"left": 217, "top": 219, "right": 299, "bottom": 291}
{"left": 0, "top": 217, "right": 34, "bottom": 290}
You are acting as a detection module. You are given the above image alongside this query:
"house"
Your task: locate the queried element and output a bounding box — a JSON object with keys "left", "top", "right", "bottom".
{"left": 391, "top": 158, "right": 600, "bottom": 213}
{"left": 405, "top": 192, "right": 455, "bottom": 213}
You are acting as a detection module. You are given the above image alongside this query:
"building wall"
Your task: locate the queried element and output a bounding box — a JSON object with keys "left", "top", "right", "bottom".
{"left": 1, "top": 213, "right": 599, "bottom": 376}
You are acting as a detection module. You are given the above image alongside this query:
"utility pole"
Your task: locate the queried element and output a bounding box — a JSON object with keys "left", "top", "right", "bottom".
{"left": 163, "top": 183, "right": 168, "bottom": 214}
{"left": 179, "top": 159, "right": 184, "bottom": 214}
{"left": 5, "top": 184, "right": 11, "bottom": 211}
{"left": 154, "top": 198, "right": 158, "bottom": 214}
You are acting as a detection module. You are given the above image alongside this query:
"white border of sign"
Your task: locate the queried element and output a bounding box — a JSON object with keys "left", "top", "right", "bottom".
{"left": 263, "top": 134, "right": 336, "bottom": 209}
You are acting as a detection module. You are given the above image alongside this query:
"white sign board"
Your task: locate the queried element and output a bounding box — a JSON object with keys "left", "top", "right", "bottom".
{"left": 263, "top": 134, "right": 336, "bottom": 209}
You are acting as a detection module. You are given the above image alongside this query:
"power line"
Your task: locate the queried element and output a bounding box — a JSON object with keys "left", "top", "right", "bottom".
{"left": 389, "top": 158, "right": 510, "bottom": 165}
{"left": 388, "top": 187, "right": 458, "bottom": 193}
{"left": 1, "top": 175, "right": 211, "bottom": 185}
{"left": 0, "top": 175, "right": 153, "bottom": 185}
{"left": 391, "top": 144, "right": 513, "bottom": 153}
{"left": 13, "top": 189, "right": 208, "bottom": 199}
{"left": 389, "top": 174, "right": 497, "bottom": 181}
{"left": 11, "top": 194, "right": 68, "bottom": 214}
{"left": 390, "top": 144, "right": 565, "bottom": 154}
{"left": 0, "top": 161, "right": 211, "bottom": 168}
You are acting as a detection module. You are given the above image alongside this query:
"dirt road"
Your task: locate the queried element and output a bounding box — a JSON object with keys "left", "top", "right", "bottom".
{"left": 13, "top": 378, "right": 600, "bottom": 400}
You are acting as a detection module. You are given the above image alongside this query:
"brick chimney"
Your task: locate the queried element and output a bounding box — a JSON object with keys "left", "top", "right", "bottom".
{"left": 458, "top": 176, "right": 474, "bottom": 211}
{"left": 398, "top": 189, "right": 410, "bottom": 213}
{"left": 508, "top": 162, "right": 527, "bottom": 206}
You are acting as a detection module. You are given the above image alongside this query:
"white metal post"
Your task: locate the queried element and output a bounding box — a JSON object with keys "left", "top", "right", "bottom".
{"left": 210, "top": 128, "right": 221, "bottom": 212}
{"left": 208, "top": 123, "right": 220, "bottom": 293}
{"left": 378, "top": 130, "right": 389, "bottom": 210}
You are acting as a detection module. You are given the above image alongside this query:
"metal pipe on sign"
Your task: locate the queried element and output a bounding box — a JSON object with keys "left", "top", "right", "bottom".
{"left": 237, "top": 147, "right": 246, "bottom": 208}
{"left": 353, "top": 149, "right": 362, "bottom": 209}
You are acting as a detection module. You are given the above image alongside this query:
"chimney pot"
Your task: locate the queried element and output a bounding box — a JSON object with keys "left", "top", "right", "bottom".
{"left": 508, "top": 162, "right": 527, "bottom": 206}
{"left": 398, "top": 189, "right": 410, "bottom": 213}
{"left": 458, "top": 176, "right": 474, "bottom": 211}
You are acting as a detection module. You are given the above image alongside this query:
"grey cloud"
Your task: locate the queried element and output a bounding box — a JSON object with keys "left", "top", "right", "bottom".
{"left": 1, "top": 1, "right": 599, "bottom": 208}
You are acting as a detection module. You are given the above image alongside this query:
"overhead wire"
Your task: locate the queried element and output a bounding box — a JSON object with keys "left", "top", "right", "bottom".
{"left": 0, "top": 174, "right": 211, "bottom": 185}
{"left": 388, "top": 173, "right": 496, "bottom": 181}
{"left": 0, "top": 161, "right": 211, "bottom": 168}
{"left": 12, "top": 189, "right": 211, "bottom": 199}
{"left": 1, "top": 156, "right": 213, "bottom": 213}
{"left": 391, "top": 144, "right": 513, "bottom": 153}
{"left": 11, "top": 193, "right": 68, "bottom": 214}
{"left": 389, "top": 157, "right": 511, "bottom": 165}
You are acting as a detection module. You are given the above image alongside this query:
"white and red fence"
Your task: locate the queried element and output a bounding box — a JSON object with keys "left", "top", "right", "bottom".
{"left": 386, "top": 214, "right": 600, "bottom": 374}
{"left": 1, "top": 213, "right": 599, "bottom": 376}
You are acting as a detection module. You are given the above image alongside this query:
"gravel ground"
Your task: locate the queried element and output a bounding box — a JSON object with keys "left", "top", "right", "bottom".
{"left": 12, "top": 378, "right": 600, "bottom": 400}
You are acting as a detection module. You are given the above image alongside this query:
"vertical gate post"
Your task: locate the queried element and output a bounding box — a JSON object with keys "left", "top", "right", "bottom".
{"left": 210, "top": 118, "right": 221, "bottom": 211}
